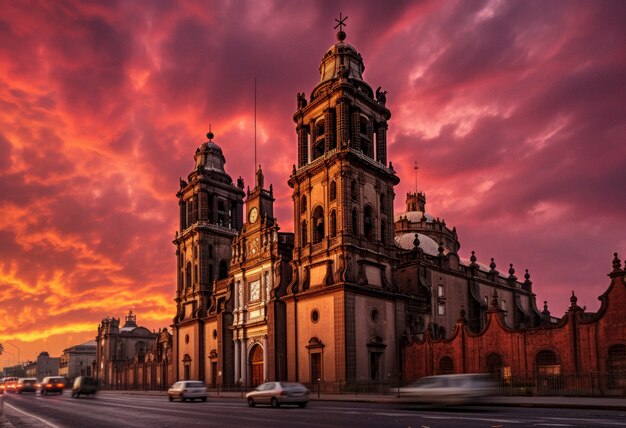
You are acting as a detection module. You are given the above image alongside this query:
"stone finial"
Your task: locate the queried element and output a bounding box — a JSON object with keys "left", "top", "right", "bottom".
{"left": 413, "top": 234, "right": 420, "bottom": 249}
{"left": 489, "top": 258, "right": 497, "bottom": 273}
{"left": 508, "top": 263, "right": 517, "bottom": 280}
{"left": 542, "top": 300, "right": 550, "bottom": 316}
{"left": 570, "top": 290, "right": 578, "bottom": 308}
{"left": 470, "top": 250, "right": 477, "bottom": 266}
{"left": 612, "top": 252, "right": 622, "bottom": 272}
{"left": 438, "top": 240, "right": 444, "bottom": 256}
{"left": 523, "top": 269, "right": 533, "bottom": 289}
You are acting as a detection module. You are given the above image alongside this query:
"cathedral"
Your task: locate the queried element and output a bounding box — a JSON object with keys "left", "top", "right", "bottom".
{"left": 170, "top": 23, "right": 549, "bottom": 389}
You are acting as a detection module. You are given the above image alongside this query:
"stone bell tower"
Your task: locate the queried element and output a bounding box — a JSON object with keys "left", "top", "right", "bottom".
{"left": 284, "top": 17, "right": 405, "bottom": 385}
{"left": 172, "top": 130, "right": 245, "bottom": 381}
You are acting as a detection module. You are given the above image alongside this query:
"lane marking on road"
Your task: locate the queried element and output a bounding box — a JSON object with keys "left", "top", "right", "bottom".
{"left": 422, "top": 415, "right": 524, "bottom": 424}
{"left": 4, "top": 402, "right": 62, "bottom": 428}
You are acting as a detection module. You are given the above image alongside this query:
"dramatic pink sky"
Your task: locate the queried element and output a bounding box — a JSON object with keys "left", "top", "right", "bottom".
{"left": 1, "top": 0, "right": 624, "bottom": 364}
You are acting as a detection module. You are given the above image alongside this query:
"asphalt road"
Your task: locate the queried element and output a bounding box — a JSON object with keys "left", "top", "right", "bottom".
{"left": 2, "top": 392, "right": 625, "bottom": 428}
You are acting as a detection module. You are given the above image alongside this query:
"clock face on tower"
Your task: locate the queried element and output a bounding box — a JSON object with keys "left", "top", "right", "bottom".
{"left": 249, "top": 207, "right": 259, "bottom": 224}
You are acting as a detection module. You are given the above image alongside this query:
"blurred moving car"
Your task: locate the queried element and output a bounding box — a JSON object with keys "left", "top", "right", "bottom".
{"left": 3, "top": 377, "right": 18, "bottom": 393}
{"left": 0, "top": 378, "right": 6, "bottom": 394}
{"left": 167, "top": 381, "right": 207, "bottom": 402}
{"left": 38, "top": 376, "right": 66, "bottom": 395}
{"left": 71, "top": 376, "right": 98, "bottom": 398}
{"left": 246, "top": 381, "right": 309, "bottom": 408}
{"left": 16, "top": 377, "right": 38, "bottom": 394}
{"left": 398, "top": 374, "right": 492, "bottom": 405}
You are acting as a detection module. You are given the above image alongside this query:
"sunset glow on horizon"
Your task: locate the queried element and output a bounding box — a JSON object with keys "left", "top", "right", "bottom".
{"left": 1, "top": 0, "right": 625, "bottom": 364}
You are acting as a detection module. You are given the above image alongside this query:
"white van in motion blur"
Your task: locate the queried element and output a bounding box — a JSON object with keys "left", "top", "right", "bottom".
{"left": 398, "top": 374, "right": 493, "bottom": 405}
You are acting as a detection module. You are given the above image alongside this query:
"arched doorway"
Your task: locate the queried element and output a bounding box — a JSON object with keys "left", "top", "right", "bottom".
{"left": 249, "top": 345, "right": 264, "bottom": 387}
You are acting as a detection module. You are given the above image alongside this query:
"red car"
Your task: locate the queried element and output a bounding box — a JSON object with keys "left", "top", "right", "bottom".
{"left": 38, "top": 376, "right": 67, "bottom": 395}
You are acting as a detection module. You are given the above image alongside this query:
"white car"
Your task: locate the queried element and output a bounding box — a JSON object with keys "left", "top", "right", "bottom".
{"left": 398, "top": 374, "right": 492, "bottom": 405}
{"left": 167, "top": 380, "right": 207, "bottom": 402}
{"left": 246, "top": 381, "right": 309, "bottom": 408}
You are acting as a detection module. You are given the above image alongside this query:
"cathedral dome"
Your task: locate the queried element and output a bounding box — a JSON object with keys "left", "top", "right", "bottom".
{"left": 395, "top": 232, "right": 447, "bottom": 256}
{"left": 194, "top": 132, "right": 227, "bottom": 172}
{"left": 312, "top": 34, "right": 374, "bottom": 99}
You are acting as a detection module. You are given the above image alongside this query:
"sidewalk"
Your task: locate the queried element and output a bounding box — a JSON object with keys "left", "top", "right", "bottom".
{"left": 98, "top": 390, "right": 626, "bottom": 410}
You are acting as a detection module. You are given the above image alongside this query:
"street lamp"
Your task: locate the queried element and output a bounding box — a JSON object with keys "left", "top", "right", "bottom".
{"left": 4, "top": 342, "right": 20, "bottom": 365}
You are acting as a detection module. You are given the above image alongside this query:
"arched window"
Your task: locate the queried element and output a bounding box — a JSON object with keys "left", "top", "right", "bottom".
{"left": 312, "top": 206, "right": 324, "bottom": 243}
{"left": 350, "top": 180, "right": 358, "bottom": 200}
{"left": 380, "top": 219, "right": 386, "bottom": 244}
{"left": 329, "top": 181, "right": 337, "bottom": 201}
{"left": 313, "top": 119, "right": 325, "bottom": 160}
{"left": 300, "top": 195, "right": 307, "bottom": 214}
{"left": 185, "top": 261, "right": 192, "bottom": 288}
{"left": 330, "top": 210, "right": 337, "bottom": 237}
{"left": 380, "top": 193, "right": 386, "bottom": 213}
{"left": 351, "top": 208, "right": 358, "bottom": 235}
{"left": 486, "top": 353, "right": 504, "bottom": 376}
{"left": 364, "top": 205, "right": 375, "bottom": 242}
{"left": 535, "top": 350, "right": 560, "bottom": 375}
{"left": 439, "top": 356, "right": 454, "bottom": 375}
{"left": 301, "top": 220, "right": 308, "bottom": 245}
{"left": 218, "top": 260, "right": 228, "bottom": 279}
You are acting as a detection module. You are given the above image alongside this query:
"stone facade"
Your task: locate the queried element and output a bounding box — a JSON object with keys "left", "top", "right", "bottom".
{"left": 59, "top": 340, "right": 96, "bottom": 382}
{"left": 404, "top": 255, "right": 626, "bottom": 395}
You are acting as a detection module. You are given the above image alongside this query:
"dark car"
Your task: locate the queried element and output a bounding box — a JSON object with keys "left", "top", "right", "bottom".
{"left": 16, "top": 377, "right": 38, "bottom": 394}
{"left": 38, "top": 376, "right": 67, "bottom": 395}
{"left": 71, "top": 376, "right": 98, "bottom": 398}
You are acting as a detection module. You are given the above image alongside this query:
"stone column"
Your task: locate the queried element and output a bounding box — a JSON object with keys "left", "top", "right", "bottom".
{"left": 297, "top": 125, "right": 308, "bottom": 167}
{"left": 324, "top": 108, "right": 336, "bottom": 152}
{"left": 262, "top": 336, "right": 268, "bottom": 382}
{"left": 376, "top": 121, "right": 388, "bottom": 165}
{"left": 351, "top": 109, "right": 361, "bottom": 150}
{"left": 240, "top": 340, "right": 247, "bottom": 386}
{"left": 234, "top": 339, "right": 240, "bottom": 384}
{"left": 336, "top": 98, "right": 349, "bottom": 147}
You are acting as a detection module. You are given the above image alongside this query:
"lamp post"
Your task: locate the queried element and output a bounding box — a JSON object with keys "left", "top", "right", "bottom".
{"left": 4, "top": 342, "right": 20, "bottom": 365}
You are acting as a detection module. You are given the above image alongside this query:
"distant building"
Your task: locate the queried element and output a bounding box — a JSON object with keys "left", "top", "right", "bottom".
{"left": 59, "top": 340, "right": 96, "bottom": 382}
{"left": 23, "top": 352, "right": 60, "bottom": 379}
{"left": 94, "top": 311, "right": 173, "bottom": 390}
{"left": 2, "top": 364, "right": 25, "bottom": 377}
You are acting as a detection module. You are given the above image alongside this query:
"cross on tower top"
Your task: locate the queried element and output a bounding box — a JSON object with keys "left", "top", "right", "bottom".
{"left": 334, "top": 13, "right": 348, "bottom": 41}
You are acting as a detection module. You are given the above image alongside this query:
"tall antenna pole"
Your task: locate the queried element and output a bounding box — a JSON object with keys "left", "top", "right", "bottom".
{"left": 414, "top": 161, "right": 419, "bottom": 193}
{"left": 254, "top": 77, "right": 257, "bottom": 175}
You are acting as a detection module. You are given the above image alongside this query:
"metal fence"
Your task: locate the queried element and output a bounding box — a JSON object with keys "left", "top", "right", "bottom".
{"left": 100, "top": 371, "right": 626, "bottom": 397}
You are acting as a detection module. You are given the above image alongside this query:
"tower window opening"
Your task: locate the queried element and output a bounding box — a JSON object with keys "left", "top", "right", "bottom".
{"left": 351, "top": 208, "right": 358, "bottom": 235}
{"left": 312, "top": 206, "right": 325, "bottom": 243}
{"left": 350, "top": 180, "right": 358, "bottom": 200}
{"left": 380, "top": 193, "right": 386, "bottom": 213}
{"left": 364, "top": 206, "right": 375, "bottom": 242}
{"left": 300, "top": 195, "right": 307, "bottom": 214}
{"left": 313, "top": 119, "right": 325, "bottom": 160}
{"left": 329, "top": 181, "right": 337, "bottom": 201}
{"left": 217, "top": 199, "right": 226, "bottom": 226}
{"left": 380, "top": 219, "right": 386, "bottom": 244}
{"left": 218, "top": 260, "right": 228, "bottom": 280}
{"left": 301, "top": 220, "right": 308, "bottom": 245}
{"left": 330, "top": 210, "right": 337, "bottom": 237}
{"left": 185, "top": 261, "right": 192, "bottom": 289}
